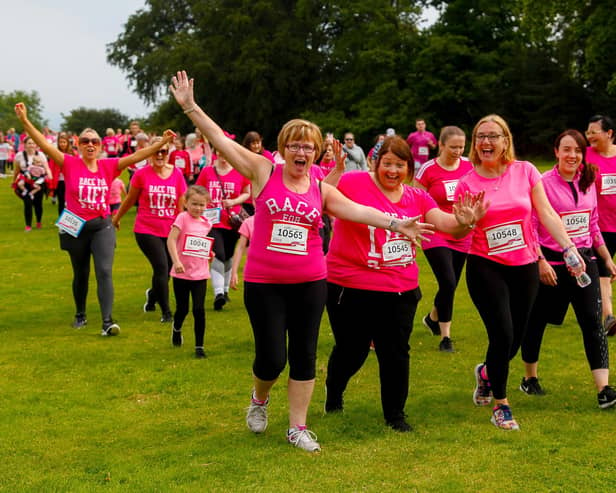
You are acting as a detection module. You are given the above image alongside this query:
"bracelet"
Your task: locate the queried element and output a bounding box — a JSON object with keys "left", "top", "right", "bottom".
{"left": 537, "top": 255, "right": 545, "bottom": 261}
{"left": 183, "top": 106, "right": 195, "bottom": 114}
{"left": 388, "top": 219, "right": 399, "bottom": 232}
{"left": 563, "top": 244, "right": 575, "bottom": 253}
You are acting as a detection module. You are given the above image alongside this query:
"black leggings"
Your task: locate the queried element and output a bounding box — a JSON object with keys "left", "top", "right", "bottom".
{"left": 325, "top": 283, "right": 421, "bottom": 422}
{"left": 172, "top": 277, "right": 207, "bottom": 347}
{"left": 210, "top": 227, "right": 239, "bottom": 262}
{"left": 59, "top": 217, "right": 116, "bottom": 321}
{"left": 22, "top": 189, "right": 44, "bottom": 227}
{"left": 522, "top": 260, "right": 609, "bottom": 370}
{"left": 244, "top": 280, "right": 327, "bottom": 381}
{"left": 135, "top": 232, "right": 171, "bottom": 314}
{"left": 423, "top": 247, "right": 467, "bottom": 322}
{"left": 466, "top": 255, "right": 539, "bottom": 400}
{"left": 56, "top": 180, "right": 66, "bottom": 216}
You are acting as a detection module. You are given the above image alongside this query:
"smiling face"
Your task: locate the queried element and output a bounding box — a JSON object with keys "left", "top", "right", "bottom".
{"left": 474, "top": 121, "right": 507, "bottom": 166}
{"left": 149, "top": 145, "right": 169, "bottom": 168}
{"left": 375, "top": 151, "right": 410, "bottom": 191}
{"left": 78, "top": 130, "right": 101, "bottom": 162}
{"left": 25, "top": 139, "right": 37, "bottom": 154}
{"left": 555, "top": 134, "right": 583, "bottom": 179}
{"left": 185, "top": 192, "right": 208, "bottom": 218}
{"left": 585, "top": 121, "right": 612, "bottom": 151}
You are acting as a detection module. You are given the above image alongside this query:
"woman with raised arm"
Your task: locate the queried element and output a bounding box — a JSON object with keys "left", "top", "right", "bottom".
{"left": 170, "top": 71, "right": 471, "bottom": 452}
{"left": 15, "top": 102, "right": 175, "bottom": 337}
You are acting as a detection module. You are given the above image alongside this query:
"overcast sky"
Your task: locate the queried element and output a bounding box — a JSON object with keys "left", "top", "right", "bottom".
{"left": 3, "top": 2, "right": 438, "bottom": 131}
{"left": 2, "top": 0, "right": 149, "bottom": 130}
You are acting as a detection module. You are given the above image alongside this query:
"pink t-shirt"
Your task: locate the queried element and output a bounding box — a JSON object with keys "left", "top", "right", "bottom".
{"left": 62, "top": 154, "right": 121, "bottom": 220}
{"left": 415, "top": 157, "right": 474, "bottom": 252}
{"left": 170, "top": 211, "right": 212, "bottom": 281}
{"left": 318, "top": 159, "right": 336, "bottom": 176}
{"left": 406, "top": 131, "right": 437, "bottom": 165}
{"left": 588, "top": 146, "right": 616, "bottom": 232}
{"left": 238, "top": 214, "right": 255, "bottom": 240}
{"left": 102, "top": 136, "right": 120, "bottom": 156}
{"left": 131, "top": 166, "right": 187, "bottom": 237}
{"left": 109, "top": 177, "right": 126, "bottom": 205}
{"left": 244, "top": 164, "right": 325, "bottom": 284}
{"left": 327, "top": 172, "right": 437, "bottom": 292}
{"left": 534, "top": 166, "right": 603, "bottom": 257}
{"left": 168, "top": 149, "right": 192, "bottom": 177}
{"left": 196, "top": 166, "right": 250, "bottom": 230}
{"left": 456, "top": 160, "right": 541, "bottom": 266}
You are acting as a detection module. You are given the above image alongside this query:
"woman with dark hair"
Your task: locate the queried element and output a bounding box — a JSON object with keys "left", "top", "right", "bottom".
{"left": 15, "top": 102, "right": 175, "bottom": 336}
{"left": 519, "top": 129, "right": 616, "bottom": 408}
{"left": 12, "top": 136, "right": 52, "bottom": 231}
{"left": 324, "top": 135, "right": 486, "bottom": 432}
{"left": 458, "top": 115, "right": 588, "bottom": 430}
{"left": 414, "top": 126, "right": 474, "bottom": 352}
{"left": 585, "top": 115, "right": 616, "bottom": 335}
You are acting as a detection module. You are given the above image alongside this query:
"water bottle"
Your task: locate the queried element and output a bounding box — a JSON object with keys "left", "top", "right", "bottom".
{"left": 563, "top": 248, "right": 591, "bottom": 288}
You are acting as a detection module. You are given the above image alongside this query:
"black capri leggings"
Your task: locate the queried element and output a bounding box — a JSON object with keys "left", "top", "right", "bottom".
{"left": 135, "top": 232, "right": 172, "bottom": 315}
{"left": 22, "top": 189, "right": 44, "bottom": 227}
{"left": 244, "top": 279, "right": 327, "bottom": 381}
{"left": 522, "top": 259, "right": 609, "bottom": 370}
{"left": 172, "top": 277, "right": 207, "bottom": 347}
{"left": 466, "top": 255, "right": 539, "bottom": 400}
{"left": 210, "top": 227, "right": 239, "bottom": 262}
{"left": 423, "top": 246, "right": 467, "bottom": 322}
{"left": 59, "top": 216, "right": 116, "bottom": 321}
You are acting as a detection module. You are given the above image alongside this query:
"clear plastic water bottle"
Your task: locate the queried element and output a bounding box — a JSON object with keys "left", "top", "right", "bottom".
{"left": 563, "top": 248, "right": 591, "bottom": 288}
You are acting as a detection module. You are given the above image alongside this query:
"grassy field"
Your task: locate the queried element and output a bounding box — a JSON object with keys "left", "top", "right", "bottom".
{"left": 1, "top": 162, "right": 614, "bottom": 492}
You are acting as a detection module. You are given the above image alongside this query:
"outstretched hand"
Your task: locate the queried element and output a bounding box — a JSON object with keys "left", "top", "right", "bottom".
{"left": 396, "top": 215, "right": 435, "bottom": 246}
{"left": 453, "top": 191, "right": 489, "bottom": 228}
{"left": 14, "top": 102, "right": 27, "bottom": 122}
{"left": 162, "top": 129, "right": 177, "bottom": 143}
{"left": 332, "top": 139, "right": 346, "bottom": 170}
{"left": 169, "top": 71, "right": 195, "bottom": 110}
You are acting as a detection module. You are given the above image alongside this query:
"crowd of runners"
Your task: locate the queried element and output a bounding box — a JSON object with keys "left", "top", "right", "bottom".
{"left": 7, "top": 71, "right": 616, "bottom": 451}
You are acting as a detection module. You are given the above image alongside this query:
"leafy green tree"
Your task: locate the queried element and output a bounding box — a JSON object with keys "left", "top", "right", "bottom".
{"left": 0, "top": 90, "right": 47, "bottom": 132}
{"left": 60, "top": 107, "right": 130, "bottom": 136}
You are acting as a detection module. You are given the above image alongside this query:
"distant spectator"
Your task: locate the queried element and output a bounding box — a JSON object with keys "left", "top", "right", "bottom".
{"left": 406, "top": 119, "right": 437, "bottom": 172}
{"left": 342, "top": 132, "right": 368, "bottom": 171}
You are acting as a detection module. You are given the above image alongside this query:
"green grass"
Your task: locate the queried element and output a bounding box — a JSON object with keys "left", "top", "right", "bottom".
{"left": 1, "top": 170, "right": 614, "bottom": 493}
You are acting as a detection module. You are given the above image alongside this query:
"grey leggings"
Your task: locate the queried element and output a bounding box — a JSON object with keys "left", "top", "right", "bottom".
{"left": 60, "top": 217, "right": 116, "bottom": 321}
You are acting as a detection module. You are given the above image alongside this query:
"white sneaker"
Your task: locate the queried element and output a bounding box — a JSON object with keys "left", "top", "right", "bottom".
{"left": 246, "top": 393, "right": 268, "bottom": 433}
{"left": 287, "top": 427, "right": 321, "bottom": 452}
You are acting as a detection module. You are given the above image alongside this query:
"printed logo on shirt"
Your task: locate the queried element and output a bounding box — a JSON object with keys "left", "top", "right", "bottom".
{"left": 560, "top": 210, "right": 590, "bottom": 238}
{"left": 147, "top": 185, "right": 178, "bottom": 217}
{"left": 78, "top": 177, "right": 109, "bottom": 211}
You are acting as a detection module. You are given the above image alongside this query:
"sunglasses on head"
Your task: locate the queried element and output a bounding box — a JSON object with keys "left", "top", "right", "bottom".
{"left": 79, "top": 137, "right": 101, "bottom": 145}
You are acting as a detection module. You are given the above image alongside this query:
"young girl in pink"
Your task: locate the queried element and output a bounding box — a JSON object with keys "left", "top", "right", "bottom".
{"left": 167, "top": 185, "right": 213, "bottom": 358}
{"left": 109, "top": 177, "right": 126, "bottom": 214}
{"left": 168, "top": 136, "right": 192, "bottom": 183}
{"left": 414, "top": 126, "right": 474, "bottom": 352}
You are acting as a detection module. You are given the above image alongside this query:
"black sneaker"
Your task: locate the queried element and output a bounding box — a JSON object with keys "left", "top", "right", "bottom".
{"left": 386, "top": 417, "right": 412, "bottom": 432}
{"left": 598, "top": 385, "right": 616, "bottom": 409}
{"left": 423, "top": 314, "right": 440, "bottom": 336}
{"left": 171, "top": 325, "right": 183, "bottom": 347}
{"left": 324, "top": 386, "right": 344, "bottom": 413}
{"left": 439, "top": 336, "right": 454, "bottom": 352}
{"left": 224, "top": 292, "right": 230, "bottom": 302}
{"left": 160, "top": 312, "right": 173, "bottom": 323}
{"left": 72, "top": 313, "right": 87, "bottom": 329}
{"left": 195, "top": 347, "right": 207, "bottom": 359}
{"left": 143, "top": 288, "right": 156, "bottom": 312}
{"left": 213, "top": 293, "right": 226, "bottom": 311}
{"left": 604, "top": 315, "right": 616, "bottom": 337}
{"left": 519, "top": 377, "right": 545, "bottom": 395}
{"left": 101, "top": 319, "right": 120, "bottom": 337}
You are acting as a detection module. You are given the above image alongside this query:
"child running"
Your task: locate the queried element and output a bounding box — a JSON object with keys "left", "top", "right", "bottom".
{"left": 167, "top": 185, "right": 214, "bottom": 358}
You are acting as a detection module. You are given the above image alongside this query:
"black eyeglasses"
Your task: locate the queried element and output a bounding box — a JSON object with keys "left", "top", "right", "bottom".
{"left": 79, "top": 137, "right": 101, "bottom": 145}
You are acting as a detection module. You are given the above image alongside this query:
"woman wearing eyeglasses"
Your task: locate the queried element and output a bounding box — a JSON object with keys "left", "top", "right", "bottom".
{"left": 457, "top": 114, "right": 588, "bottom": 430}
{"left": 585, "top": 115, "right": 616, "bottom": 336}
{"left": 170, "top": 71, "right": 443, "bottom": 452}
{"left": 14, "top": 102, "right": 174, "bottom": 336}
{"left": 112, "top": 138, "right": 187, "bottom": 324}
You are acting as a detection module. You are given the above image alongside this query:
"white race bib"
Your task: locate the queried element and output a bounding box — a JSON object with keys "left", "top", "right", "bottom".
{"left": 561, "top": 210, "right": 590, "bottom": 238}
{"left": 267, "top": 220, "right": 310, "bottom": 255}
{"left": 182, "top": 235, "right": 213, "bottom": 259}
{"left": 485, "top": 221, "right": 526, "bottom": 255}
{"left": 202, "top": 208, "right": 221, "bottom": 225}
{"left": 442, "top": 179, "right": 459, "bottom": 202}
{"left": 175, "top": 158, "right": 186, "bottom": 169}
{"left": 601, "top": 174, "right": 616, "bottom": 195}
{"left": 55, "top": 209, "right": 86, "bottom": 237}
{"left": 418, "top": 146, "right": 429, "bottom": 156}
{"left": 381, "top": 239, "right": 415, "bottom": 266}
